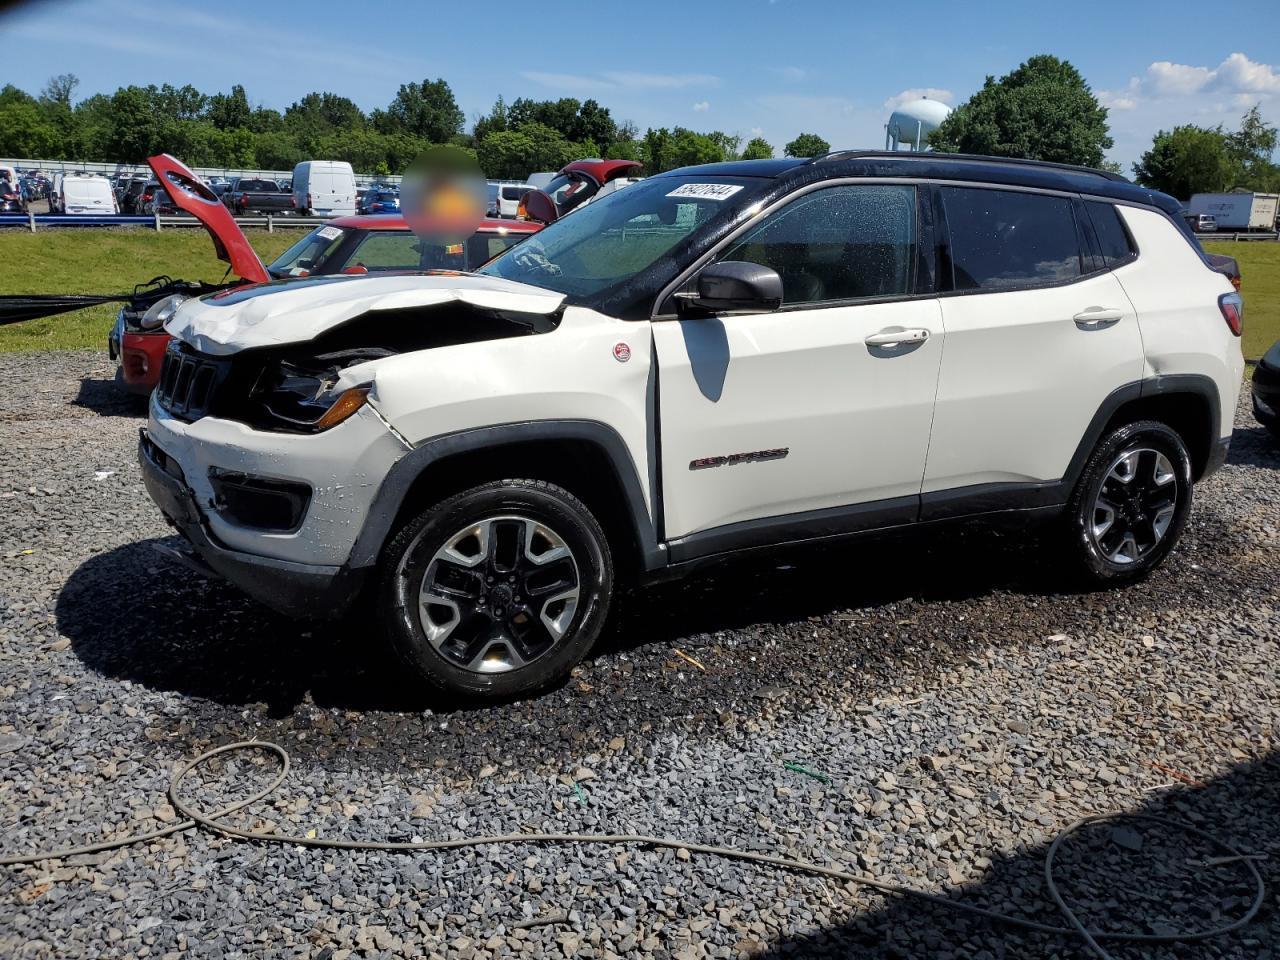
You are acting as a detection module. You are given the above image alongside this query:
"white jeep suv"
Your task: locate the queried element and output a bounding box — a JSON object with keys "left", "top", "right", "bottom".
{"left": 140, "top": 152, "right": 1245, "bottom": 698}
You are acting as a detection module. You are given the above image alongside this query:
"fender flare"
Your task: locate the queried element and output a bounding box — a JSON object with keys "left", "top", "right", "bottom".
{"left": 1061, "top": 374, "right": 1222, "bottom": 490}
{"left": 346, "top": 419, "right": 664, "bottom": 572}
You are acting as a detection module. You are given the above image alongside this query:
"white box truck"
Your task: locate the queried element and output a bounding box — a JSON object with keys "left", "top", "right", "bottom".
{"left": 292, "top": 161, "right": 357, "bottom": 218}
{"left": 1187, "top": 193, "right": 1279, "bottom": 231}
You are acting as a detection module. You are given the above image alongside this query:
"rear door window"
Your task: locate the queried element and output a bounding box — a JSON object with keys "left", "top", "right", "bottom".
{"left": 718, "top": 184, "right": 918, "bottom": 305}
{"left": 941, "top": 187, "right": 1083, "bottom": 291}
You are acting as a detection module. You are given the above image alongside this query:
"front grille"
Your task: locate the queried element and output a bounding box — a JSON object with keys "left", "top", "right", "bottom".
{"left": 156, "top": 343, "right": 226, "bottom": 421}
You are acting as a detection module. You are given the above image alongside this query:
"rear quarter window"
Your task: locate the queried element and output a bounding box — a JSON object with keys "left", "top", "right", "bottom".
{"left": 1085, "top": 201, "right": 1137, "bottom": 267}
{"left": 941, "top": 186, "right": 1084, "bottom": 291}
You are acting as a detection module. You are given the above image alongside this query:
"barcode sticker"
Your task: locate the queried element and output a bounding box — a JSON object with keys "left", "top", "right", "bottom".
{"left": 316, "top": 226, "right": 343, "bottom": 240}
{"left": 666, "top": 183, "right": 744, "bottom": 201}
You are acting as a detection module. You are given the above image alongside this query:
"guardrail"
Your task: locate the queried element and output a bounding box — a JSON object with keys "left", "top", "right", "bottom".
{"left": 0, "top": 213, "right": 329, "bottom": 232}
{"left": 1202, "top": 231, "right": 1280, "bottom": 242}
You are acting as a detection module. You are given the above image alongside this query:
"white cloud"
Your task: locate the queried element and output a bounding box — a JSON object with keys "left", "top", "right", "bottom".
{"left": 1143, "top": 61, "right": 1214, "bottom": 96}
{"left": 692, "top": 101, "right": 710, "bottom": 113}
{"left": 519, "top": 71, "right": 616, "bottom": 93}
{"left": 771, "top": 66, "right": 806, "bottom": 82}
{"left": 750, "top": 127, "right": 765, "bottom": 137}
{"left": 1213, "top": 52, "right": 1280, "bottom": 94}
{"left": 602, "top": 72, "right": 720, "bottom": 90}
{"left": 882, "top": 88, "right": 953, "bottom": 112}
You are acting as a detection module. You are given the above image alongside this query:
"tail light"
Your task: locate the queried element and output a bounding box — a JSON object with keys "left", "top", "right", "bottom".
{"left": 1218, "top": 291, "right": 1243, "bottom": 337}
{"left": 306, "top": 193, "right": 312, "bottom": 210}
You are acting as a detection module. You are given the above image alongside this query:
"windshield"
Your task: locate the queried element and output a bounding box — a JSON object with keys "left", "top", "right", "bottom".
{"left": 479, "top": 175, "right": 768, "bottom": 304}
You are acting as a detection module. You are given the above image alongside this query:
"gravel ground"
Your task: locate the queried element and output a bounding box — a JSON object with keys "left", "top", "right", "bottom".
{"left": 1, "top": 349, "right": 1277, "bottom": 960}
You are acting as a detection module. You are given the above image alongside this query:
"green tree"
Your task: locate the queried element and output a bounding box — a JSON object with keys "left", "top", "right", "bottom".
{"left": 1132, "top": 125, "right": 1235, "bottom": 198}
{"left": 1227, "top": 105, "right": 1279, "bottom": 191}
{"left": 380, "top": 78, "right": 463, "bottom": 143}
{"left": 104, "top": 86, "right": 167, "bottom": 162}
{"left": 0, "top": 86, "right": 60, "bottom": 157}
{"left": 39, "top": 73, "right": 78, "bottom": 110}
{"left": 505, "top": 97, "right": 616, "bottom": 152}
{"left": 707, "top": 131, "right": 742, "bottom": 160}
{"left": 472, "top": 96, "right": 508, "bottom": 142}
{"left": 208, "top": 84, "right": 252, "bottom": 130}
{"left": 784, "top": 132, "right": 830, "bottom": 157}
{"left": 929, "top": 54, "right": 1112, "bottom": 167}
{"left": 669, "top": 128, "right": 725, "bottom": 168}
{"left": 740, "top": 136, "right": 774, "bottom": 160}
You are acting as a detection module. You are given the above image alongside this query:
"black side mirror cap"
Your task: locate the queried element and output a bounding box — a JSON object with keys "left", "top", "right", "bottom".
{"left": 680, "top": 261, "right": 783, "bottom": 315}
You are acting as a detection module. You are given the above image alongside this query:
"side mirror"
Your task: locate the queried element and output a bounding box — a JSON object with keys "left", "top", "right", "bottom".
{"left": 522, "top": 190, "right": 559, "bottom": 224}
{"left": 680, "top": 261, "right": 783, "bottom": 315}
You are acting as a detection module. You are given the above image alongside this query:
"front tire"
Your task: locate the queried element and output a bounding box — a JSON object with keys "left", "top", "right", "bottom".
{"left": 1065, "top": 420, "right": 1193, "bottom": 585}
{"left": 379, "top": 480, "right": 613, "bottom": 699}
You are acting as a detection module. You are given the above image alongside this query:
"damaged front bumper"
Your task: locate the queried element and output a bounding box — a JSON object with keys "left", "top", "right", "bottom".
{"left": 139, "top": 394, "right": 408, "bottom": 618}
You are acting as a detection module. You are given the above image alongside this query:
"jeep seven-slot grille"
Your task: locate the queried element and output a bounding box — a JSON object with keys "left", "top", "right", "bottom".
{"left": 156, "top": 345, "right": 223, "bottom": 421}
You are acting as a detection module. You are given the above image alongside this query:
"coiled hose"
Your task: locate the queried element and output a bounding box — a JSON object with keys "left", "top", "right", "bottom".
{"left": 1, "top": 741, "right": 1265, "bottom": 959}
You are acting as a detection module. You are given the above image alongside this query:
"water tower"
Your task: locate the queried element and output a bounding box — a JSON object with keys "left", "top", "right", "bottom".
{"left": 885, "top": 97, "right": 952, "bottom": 151}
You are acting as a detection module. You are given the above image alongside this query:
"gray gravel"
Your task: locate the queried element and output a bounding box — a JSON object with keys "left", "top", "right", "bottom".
{"left": 1, "top": 349, "right": 1277, "bottom": 959}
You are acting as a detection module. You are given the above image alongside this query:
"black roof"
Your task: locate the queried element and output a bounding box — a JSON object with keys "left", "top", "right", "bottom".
{"left": 660, "top": 150, "right": 1179, "bottom": 216}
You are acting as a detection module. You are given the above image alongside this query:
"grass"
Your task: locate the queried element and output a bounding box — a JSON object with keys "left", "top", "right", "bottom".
{"left": 0, "top": 227, "right": 1276, "bottom": 360}
{"left": 0, "top": 228, "right": 295, "bottom": 351}
{"left": 1202, "top": 240, "right": 1280, "bottom": 364}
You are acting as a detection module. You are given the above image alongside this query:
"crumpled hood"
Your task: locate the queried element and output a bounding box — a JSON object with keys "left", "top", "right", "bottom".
{"left": 165, "top": 273, "right": 567, "bottom": 356}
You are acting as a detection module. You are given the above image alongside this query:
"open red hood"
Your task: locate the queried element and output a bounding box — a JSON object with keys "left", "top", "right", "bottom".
{"left": 147, "top": 154, "right": 269, "bottom": 284}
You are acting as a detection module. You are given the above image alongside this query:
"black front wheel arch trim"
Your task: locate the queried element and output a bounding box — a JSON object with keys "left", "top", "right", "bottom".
{"left": 347, "top": 420, "right": 664, "bottom": 574}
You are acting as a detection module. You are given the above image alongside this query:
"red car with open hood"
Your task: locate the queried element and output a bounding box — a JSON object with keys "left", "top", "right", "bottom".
{"left": 109, "top": 155, "right": 541, "bottom": 393}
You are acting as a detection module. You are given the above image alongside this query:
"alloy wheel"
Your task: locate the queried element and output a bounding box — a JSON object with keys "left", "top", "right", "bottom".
{"left": 1089, "top": 448, "right": 1179, "bottom": 565}
{"left": 411, "top": 515, "right": 581, "bottom": 674}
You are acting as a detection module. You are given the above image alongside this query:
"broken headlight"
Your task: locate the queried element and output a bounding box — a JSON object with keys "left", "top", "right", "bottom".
{"left": 140, "top": 293, "right": 189, "bottom": 330}
{"left": 253, "top": 348, "right": 389, "bottom": 431}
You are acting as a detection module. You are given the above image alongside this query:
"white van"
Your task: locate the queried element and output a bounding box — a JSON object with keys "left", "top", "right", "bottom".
{"left": 498, "top": 183, "right": 533, "bottom": 218}
{"left": 292, "top": 161, "right": 356, "bottom": 217}
{"left": 54, "top": 174, "right": 118, "bottom": 215}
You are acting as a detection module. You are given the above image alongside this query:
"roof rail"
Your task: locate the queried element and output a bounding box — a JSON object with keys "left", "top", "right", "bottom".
{"left": 807, "top": 150, "right": 1129, "bottom": 183}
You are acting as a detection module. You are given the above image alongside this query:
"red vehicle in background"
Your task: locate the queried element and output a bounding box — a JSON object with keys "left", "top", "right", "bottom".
{"left": 109, "top": 155, "right": 541, "bottom": 394}
{"left": 519, "top": 158, "right": 643, "bottom": 222}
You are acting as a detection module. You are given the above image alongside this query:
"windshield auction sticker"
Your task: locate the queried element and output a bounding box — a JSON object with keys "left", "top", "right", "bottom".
{"left": 666, "top": 183, "right": 745, "bottom": 201}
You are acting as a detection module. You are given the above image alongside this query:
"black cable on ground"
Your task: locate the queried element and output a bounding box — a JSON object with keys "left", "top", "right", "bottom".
{"left": 0, "top": 741, "right": 1266, "bottom": 960}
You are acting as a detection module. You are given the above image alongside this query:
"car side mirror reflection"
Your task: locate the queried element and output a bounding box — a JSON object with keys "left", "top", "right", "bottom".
{"left": 522, "top": 190, "right": 559, "bottom": 224}
{"left": 680, "top": 261, "right": 783, "bottom": 315}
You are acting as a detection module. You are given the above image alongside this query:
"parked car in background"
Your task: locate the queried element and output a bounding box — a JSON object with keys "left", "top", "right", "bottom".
{"left": 293, "top": 160, "right": 357, "bottom": 217}
{"left": 118, "top": 177, "right": 152, "bottom": 214}
{"left": 110, "top": 154, "right": 540, "bottom": 393}
{"left": 1184, "top": 212, "right": 1218, "bottom": 233}
{"left": 498, "top": 183, "right": 533, "bottom": 218}
{"left": 223, "top": 178, "right": 294, "bottom": 215}
{"left": 51, "top": 174, "right": 117, "bottom": 215}
{"left": 0, "top": 179, "right": 23, "bottom": 213}
{"left": 137, "top": 152, "right": 1244, "bottom": 698}
{"left": 1253, "top": 339, "right": 1280, "bottom": 441}
{"left": 139, "top": 179, "right": 182, "bottom": 215}
{"left": 358, "top": 186, "right": 400, "bottom": 214}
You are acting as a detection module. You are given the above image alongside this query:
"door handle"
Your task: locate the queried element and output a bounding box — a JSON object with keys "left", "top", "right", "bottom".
{"left": 1073, "top": 307, "right": 1123, "bottom": 329}
{"left": 864, "top": 327, "right": 930, "bottom": 347}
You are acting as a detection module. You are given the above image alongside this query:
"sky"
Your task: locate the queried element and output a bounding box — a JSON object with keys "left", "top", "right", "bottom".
{"left": 1, "top": 0, "right": 1278, "bottom": 170}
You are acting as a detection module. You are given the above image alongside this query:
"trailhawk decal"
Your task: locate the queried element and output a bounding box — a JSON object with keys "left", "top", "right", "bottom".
{"left": 666, "top": 183, "right": 744, "bottom": 201}
{"left": 689, "top": 448, "right": 789, "bottom": 471}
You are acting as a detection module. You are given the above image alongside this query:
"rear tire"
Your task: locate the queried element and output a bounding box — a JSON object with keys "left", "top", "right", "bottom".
{"left": 1065, "top": 420, "right": 1193, "bottom": 585}
{"left": 378, "top": 480, "right": 613, "bottom": 699}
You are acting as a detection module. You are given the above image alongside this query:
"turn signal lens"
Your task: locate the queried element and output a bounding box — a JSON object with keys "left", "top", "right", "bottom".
{"left": 1218, "top": 292, "right": 1243, "bottom": 337}
{"left": 313, "top": 386, "right": 370, "bottom": 430}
